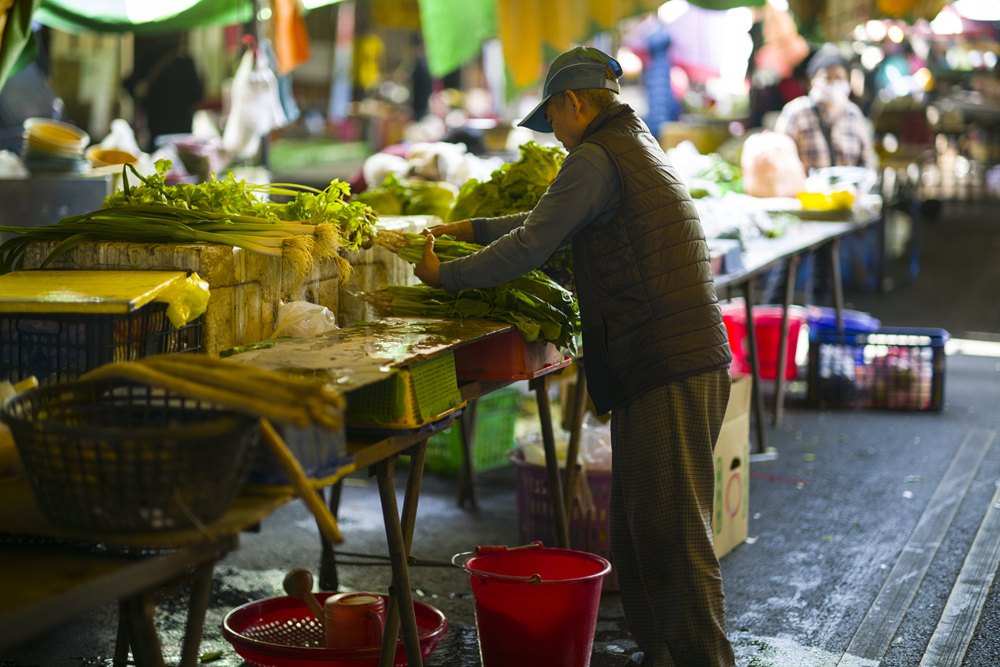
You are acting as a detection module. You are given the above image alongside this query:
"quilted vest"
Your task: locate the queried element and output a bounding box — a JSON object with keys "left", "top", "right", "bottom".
{"left": 571, "top": 104, "right": 732, "bottom": 413}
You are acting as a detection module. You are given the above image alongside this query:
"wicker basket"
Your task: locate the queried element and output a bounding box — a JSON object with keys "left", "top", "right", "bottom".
{"left": 1, "top": 379, "right": 260, "bottom": 533}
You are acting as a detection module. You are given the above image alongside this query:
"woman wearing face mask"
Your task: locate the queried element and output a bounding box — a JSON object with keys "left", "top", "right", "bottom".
{"left": 774, "top": 45, "right": 878, "bottom": 174}
{"left": 761, "top": 45, "right": 878, "bottom": 307}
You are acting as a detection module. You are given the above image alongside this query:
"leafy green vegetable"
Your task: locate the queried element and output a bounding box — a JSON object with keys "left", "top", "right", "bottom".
{"left": 376, "top": 232, "right": 579, "bottom": 353}
{"left": 103, "top": 160, "right": 377, "bottom": 250}
{"left": 692, "top": 153, "right": 742, "bottom": 194}
{"left": 356, "top": 173, "right": 458, "bottom": 221}
{"left": 0, "top": 161, "right": 378, "bottom": 275}
{"left": 443, "top": 141, "right": 574, "bottom": 290}
{"left": 446, "top": 141, "right": 566, "bottom": 223}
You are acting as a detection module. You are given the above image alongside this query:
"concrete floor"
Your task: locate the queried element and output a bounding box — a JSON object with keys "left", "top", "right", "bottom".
{"left": 2, "top": 198, "right": 1000, "bottom": 666}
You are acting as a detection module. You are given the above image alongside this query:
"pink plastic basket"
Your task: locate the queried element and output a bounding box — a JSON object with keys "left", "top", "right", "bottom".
{"left": 510, "top": 451, "right": 618, "bottom": 592}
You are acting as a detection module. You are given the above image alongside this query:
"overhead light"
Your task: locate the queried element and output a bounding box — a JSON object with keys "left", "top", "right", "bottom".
{"left": 930, "top": 6, "right": 964, "bottom": 34}
{"left": 951, "top": 0, "right": 1000, "bottom": 21}
{"left": 658, "top": 0, "right": 690, "bottom": 24}
{"left": 866, "top": 20, "right": 888, "bottom": 41}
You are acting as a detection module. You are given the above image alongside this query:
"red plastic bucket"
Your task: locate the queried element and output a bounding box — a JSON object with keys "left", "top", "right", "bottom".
{"left": 453, "top": 543, "right": 611, "bottom": 667}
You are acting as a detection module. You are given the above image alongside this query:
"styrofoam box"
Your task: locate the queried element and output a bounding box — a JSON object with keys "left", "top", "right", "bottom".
{"left": 19, "top": 215, "right": 431, "bottom": 356}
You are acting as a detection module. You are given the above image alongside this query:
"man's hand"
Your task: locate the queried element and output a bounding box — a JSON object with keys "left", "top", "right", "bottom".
{"left": 425, "top": 219, "right": 473, "bottom": 243}
{"left": 413, "top": 233, "right": 442, "bottom": 288}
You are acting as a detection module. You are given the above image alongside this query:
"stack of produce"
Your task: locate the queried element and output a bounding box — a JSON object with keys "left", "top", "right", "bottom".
{"left": 446, "top": 140, "right": 565, "bottom": 222}
{"left": 354, "top": 172, "right": 458, "bottom": 221}
{"left": 373, "top": 230, "right": 579, "bottom": 354}
{"left": 445, "top": 140, "right": 574, "bottom": 289}
{"left": 0, "top": 160, "right": 378, "bottom": 279}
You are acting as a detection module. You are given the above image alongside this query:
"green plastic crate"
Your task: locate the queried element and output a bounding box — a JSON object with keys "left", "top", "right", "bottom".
{"left": 347, "top": 351, "right": 464, "bottom": 428}
{"left": 426, "top": 386, "right": 523, "bottom": 473}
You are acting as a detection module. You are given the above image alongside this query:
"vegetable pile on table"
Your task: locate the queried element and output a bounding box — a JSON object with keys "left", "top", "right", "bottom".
{"left": 0, "top": 160, "right": 378, "bottom": 278}
{"left": 445, "top": 140, "right": 574, "bottom": 289}
{"left": 445, "top": 141, "right": 565, "bottom": 222}
{"left": 354, "top": 172, "right": 458, "bottom": 221}
{"left": 374, "top": 231, "right": 579, "bottom": 353}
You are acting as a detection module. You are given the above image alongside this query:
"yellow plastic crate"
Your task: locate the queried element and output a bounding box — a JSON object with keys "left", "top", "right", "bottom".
{"left": 346, "top": 350, "right": 465, "bottom": 430}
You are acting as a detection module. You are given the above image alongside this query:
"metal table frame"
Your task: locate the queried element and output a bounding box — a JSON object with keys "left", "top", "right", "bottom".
{"left": 714, "top": 215, "right": 882, "bottom": 454}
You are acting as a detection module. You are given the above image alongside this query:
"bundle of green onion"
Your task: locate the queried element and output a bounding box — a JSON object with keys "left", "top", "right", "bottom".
{"left": 0, "top": 160, "right": 377, "bottom": 277}
{"left": 374, "top": 231, "right": 579, "bottom": 352}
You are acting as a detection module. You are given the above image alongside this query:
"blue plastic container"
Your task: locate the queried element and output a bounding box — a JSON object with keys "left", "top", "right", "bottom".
{"left": 806, "top": 306, "right": 881, "bottom": 335}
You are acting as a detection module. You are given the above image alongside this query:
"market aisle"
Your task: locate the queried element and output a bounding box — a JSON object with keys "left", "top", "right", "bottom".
{"left": 847, "top": 199, "right": 1000, "bottom": 339}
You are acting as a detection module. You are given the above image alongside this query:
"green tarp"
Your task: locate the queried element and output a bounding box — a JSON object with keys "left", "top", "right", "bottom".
{"left": 33, "top": 0, "right": 255, "bottom": 35}
{"left": 418, "top": 0, "right": 496, "bottom": 78}
{"left": 690, "top": 0, "right": 765, "bottom": 8}
{"left": 0, "top": 0, "right": 42, "bottom": 91}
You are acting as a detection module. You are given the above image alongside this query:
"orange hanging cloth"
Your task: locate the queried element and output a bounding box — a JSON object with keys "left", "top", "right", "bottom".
{"left": 272, "top": 0, "right": 311, "bottom": 75}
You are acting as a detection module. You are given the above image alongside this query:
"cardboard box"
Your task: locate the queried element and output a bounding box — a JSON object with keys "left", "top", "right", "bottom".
{"left": 713, "top": 373, "right": 752, "bottom": 559}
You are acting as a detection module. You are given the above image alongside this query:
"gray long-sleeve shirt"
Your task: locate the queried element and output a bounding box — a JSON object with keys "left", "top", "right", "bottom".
{"left": 439, "top": 141, "right": 622, "bottom": 293}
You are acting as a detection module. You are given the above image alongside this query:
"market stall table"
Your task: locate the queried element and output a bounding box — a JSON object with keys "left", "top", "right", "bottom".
{"left": 229, "top": 317, "right": 574, "bottom": 667}
{"left": 714, "top": 200, "right": 882, "bottom": 452}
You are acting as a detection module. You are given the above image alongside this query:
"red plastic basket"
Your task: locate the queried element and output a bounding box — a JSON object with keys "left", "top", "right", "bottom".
{"left": 453, "top": 328, "right": 571, "bottom": 381}
{"left": 721, "top": 302, "right": 806, "bottom": 381}
{"left": 221, "top": 593, "right": 447, "bottom": 667}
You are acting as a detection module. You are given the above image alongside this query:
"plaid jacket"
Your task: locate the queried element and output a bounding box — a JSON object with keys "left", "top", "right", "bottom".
{"left": 774, "top": 95, "right": 878, "bottom": 172}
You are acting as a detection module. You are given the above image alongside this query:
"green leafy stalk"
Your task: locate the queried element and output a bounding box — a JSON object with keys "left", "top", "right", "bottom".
{"left": 0, "top": 160, "right": 378, "bottom": 276}
{"left": 378, "top": 232, "right": 579, "bottom": 352}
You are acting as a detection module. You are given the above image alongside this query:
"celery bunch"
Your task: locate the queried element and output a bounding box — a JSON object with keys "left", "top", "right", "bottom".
{"left": 377, "top": 231, "right": 579, "bottom": 352}
{"left": 0, "top": 160, "right": 377, "bottom": 277}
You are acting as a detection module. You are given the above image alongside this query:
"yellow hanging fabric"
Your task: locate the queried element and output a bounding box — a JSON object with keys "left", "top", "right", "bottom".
{"left": 497, "top": 0, "right": 545, "bottom": 89}
{"left": 497, "top": 0, "right": 664, "bottom": 90}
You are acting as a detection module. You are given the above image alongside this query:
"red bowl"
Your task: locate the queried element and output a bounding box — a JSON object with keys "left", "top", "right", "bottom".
{"left": 221, "top": 593, "right": 448, "bottom": 667}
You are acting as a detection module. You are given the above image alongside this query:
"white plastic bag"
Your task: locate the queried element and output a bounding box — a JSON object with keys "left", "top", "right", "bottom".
{"left": 222, "top": 46, "right": 288, "bottom": 159}
{"left": 272, "top": 301, "right": 339, "bottom": 338}
{"left": 99, "top": 118, "right": 144, "bottom": 157}
{"left": 740, "top": 130, "right": 807, "bottom": 198}
{"left": 579, "top": 414, "right": 613, "bottom": 471}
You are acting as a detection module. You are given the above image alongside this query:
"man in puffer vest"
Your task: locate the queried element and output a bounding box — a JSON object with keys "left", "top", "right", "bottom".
{"left": 413, "top": 46, "right": 735, "bottom": 667}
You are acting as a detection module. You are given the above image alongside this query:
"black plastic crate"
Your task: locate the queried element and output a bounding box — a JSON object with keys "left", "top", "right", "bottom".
{"left": 0, "top": 302, "right": 201, "bottom": 385}
{"left": 807, "top": 326, "right": 949, "bottom": 411}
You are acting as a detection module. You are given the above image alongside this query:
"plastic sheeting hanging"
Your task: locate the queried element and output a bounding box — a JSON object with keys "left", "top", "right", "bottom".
{"left": 222, "top": 40, "right": 288, "bottom": 160}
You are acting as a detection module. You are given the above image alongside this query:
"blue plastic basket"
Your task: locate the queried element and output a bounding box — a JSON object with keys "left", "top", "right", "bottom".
{"left": 808, "top": 326, "right": 949, "bottom": 411}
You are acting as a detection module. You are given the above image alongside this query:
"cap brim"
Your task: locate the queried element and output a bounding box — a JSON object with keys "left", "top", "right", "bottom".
{"left": 517, "top": 96, "right": 553, "bottom": 133}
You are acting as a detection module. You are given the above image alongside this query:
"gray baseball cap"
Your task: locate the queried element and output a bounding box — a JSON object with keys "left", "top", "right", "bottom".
{"left": 518, "top": 46, "right": 623, "bottom": 133}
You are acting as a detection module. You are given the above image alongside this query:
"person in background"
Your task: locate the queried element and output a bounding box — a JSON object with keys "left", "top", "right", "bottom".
{"left": 775, "top": 45, "right": 878, "bottom": 173}
{"left": 124, "top": 34, "right": 204, "bottom": 153}
{"left": 762, "top": 44, "right": 878, "bottom": 306}
{"left": 412, "top": 46, "right": 736, "bottom": 667}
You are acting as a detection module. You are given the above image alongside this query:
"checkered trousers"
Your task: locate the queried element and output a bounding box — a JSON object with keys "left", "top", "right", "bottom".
{"left": 610, "top": 369, "right": 736, "bottom": 667}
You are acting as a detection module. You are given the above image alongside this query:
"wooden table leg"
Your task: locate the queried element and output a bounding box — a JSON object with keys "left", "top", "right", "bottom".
{"left": 120, "top": 591, "right": 166, "bottom": 667}
{"left": 562, "top": 361, "right": 588, "bottom": 512}
{"left": 742, "top": 278, "right": 768, "bottom": 454}
{"left": 319, "top": 481, "right": 344, "bottom": 592}
{"left": 113, "top": 607, "right": 130, "bottom": 667}
{"left": 375, "top": 449, "right": 424, "bottom": 667}
{"left": 178, "top": 562, "right": 214, "bottom": 667}
{"left": 530, "top": 374, "right": 570, "bottom": 548}
{"left": 456, "top": 399, "right": 480, "bottom": 509}
{"left": 774, "top": 253, "right": 801, "bottom": 428}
